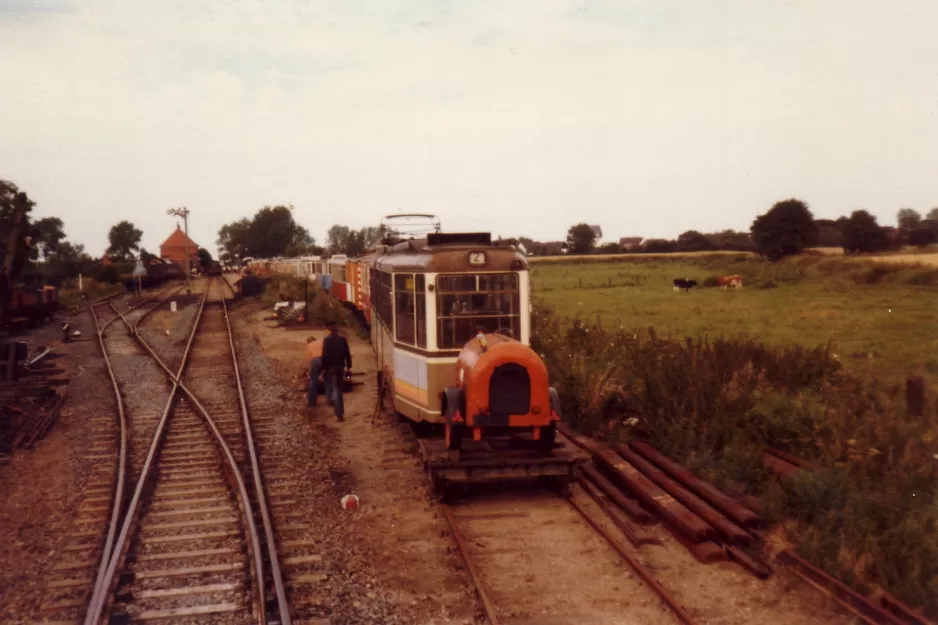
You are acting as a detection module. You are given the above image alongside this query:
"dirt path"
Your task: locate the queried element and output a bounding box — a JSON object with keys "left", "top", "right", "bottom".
{"left": 233, "top": 303, "right": 477, "bottom": 624}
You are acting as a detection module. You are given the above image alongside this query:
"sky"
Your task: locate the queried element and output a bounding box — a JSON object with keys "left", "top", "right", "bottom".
{"left": 2, "top": 0, "right": 937, "bottom": 256}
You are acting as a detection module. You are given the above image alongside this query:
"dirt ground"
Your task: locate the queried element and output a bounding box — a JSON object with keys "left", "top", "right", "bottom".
{"left": 231, "top": 300, "right": 477, "bottom": 624}
{"left": 233, "top": 296, "right": 858, "bottom": 625}
{"left": 0, "top": 305, "right": 121, "bottom": 621}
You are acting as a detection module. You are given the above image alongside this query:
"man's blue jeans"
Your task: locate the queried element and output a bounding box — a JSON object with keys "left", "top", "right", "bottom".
{"left": 324, "top": 368, "right": 344, "bottom": 420}
{"left": 307, "top": 357, "right": 322, "bottom": 407}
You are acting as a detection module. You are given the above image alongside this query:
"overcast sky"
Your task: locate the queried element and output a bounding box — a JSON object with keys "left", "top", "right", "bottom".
{"left": 2, "top": 0, "right": 937, "bottom": 256}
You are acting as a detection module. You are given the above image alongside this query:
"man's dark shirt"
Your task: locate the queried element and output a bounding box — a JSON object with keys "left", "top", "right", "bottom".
{"left": 321, "top": 333, "right": 352, "bottom": 371}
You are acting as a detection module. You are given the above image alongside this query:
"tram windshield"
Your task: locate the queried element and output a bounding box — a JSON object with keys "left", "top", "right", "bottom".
{"left": 436, "top": 273, "right": 521, "bottom": 348}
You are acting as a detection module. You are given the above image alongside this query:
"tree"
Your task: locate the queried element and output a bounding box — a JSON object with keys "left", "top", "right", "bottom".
{"left": 1, "top": 179, "right": 37, "bottom": 282}
{"left": 566, "top": 223, "right": 597, "bottom": 255}
{"left": 676, "top": 230, "right": 715, "bottom": 252}
{"left": 247, "top": 206, "right": 300, "bottom": 258}
{"left": 218, "top": 208, "right": 320, "bottom": 261}
{"left": 897, "top": 208, "right": 922, "bottom": 230}
{"left": 909, "top": 227, "right": 937, "bottom": 247}
{"left": 107, "top": 220, "right": 143, "bottom": 262}
{"left": 750, "top": 198, "right": 818, "bottom": 261}
{"left": 641, "top": 239, "right": 678, "bottom": 253}
{"left": 926, "top": 208, "right": 938, "bottom": 222}
{"left": 814, "top": 219, "right": 844, "bottom": 247}
{"left": 216, "top": 218, "right": 251, "bottom": 263}
{"left": 702, "top": 230, "right": 753, "bottom": 251}
{"left": 197, "top": 247, "right": 213, "bottom": 268}
{"left": 842, "top": 210, "right": 889, "bottom": 254}
{"left": 31, "top": 217, "right": 65, "bottom": 260}
{"left": 326, "top": 225, "right": 379, "bottom": 256}
{"left": 139, "top": 248, "right": 157, "bottom": 263}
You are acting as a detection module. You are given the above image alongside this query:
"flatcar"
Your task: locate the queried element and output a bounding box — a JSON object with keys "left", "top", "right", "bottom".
{"left": 329, "top": 214, "right": 561, "bottom": 452}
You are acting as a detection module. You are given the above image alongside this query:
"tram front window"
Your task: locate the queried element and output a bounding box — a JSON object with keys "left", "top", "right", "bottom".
{"left": 436, "top": 273, "right": 520, "bottom": 348}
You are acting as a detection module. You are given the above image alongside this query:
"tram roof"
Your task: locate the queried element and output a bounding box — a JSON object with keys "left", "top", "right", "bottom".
{"left": 369, "top": 237, "right": 528, "bottom": 273}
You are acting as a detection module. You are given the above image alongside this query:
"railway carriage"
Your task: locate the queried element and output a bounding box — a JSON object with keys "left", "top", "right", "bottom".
{"left": 337, "top": 215, "right": 561, "bottom": 452}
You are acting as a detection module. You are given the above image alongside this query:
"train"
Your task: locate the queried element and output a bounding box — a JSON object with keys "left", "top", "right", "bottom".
{"left": 2, "top": 284, "right": 59, "bottom": 328}
{"left": 306, "top": 215, "right": 563, "bottom": 452}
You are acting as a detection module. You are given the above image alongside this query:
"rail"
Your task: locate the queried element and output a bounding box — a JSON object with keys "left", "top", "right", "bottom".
{"left": 221, "top": 292, "right": 291, "bottom": 624}
{"left": 82, "top": 279, "right": 269, "bottom": 624}
{"left": 83, "top": 283, "right": 184, "bottom": 618}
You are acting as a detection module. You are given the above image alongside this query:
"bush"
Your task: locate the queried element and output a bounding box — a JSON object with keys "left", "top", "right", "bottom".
{"left": 532, "top": 302, "right": 938, "bottom": 617}
{"left": 95, "top": 265, "right": 120, "bottom": 284}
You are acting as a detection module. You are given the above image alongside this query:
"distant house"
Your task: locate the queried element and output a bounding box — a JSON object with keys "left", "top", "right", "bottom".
{"left": 159, "top": 225, "right": 200, "bottom": 274}
{"left": 618, "top": 237, "right": 643, "bottom": 250}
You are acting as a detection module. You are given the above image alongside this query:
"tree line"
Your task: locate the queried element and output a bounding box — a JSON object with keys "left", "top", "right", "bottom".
{"left": 215, "top": 208, "right": 380, "bottom": 261}
{"left": 1, "top": 177, "right": 219, "bottom": 286}
{"left": 548, "top": 204, "right": 938, "bottom": 259}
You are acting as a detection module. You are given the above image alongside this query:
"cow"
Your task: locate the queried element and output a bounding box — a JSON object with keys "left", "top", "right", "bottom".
{"left": 673, "top": 278, "right": 698, "bottom": 292}
{"left": 716, "top": 274, "right": 743, "bottom": 289}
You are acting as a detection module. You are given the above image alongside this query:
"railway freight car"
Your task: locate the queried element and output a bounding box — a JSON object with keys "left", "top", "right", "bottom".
{"left": 2, "top": 284, "right": 58, "bottom": 328}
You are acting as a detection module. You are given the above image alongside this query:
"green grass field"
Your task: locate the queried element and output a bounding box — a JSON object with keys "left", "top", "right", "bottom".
{"left": 531, "top": 254, "right": 938, "bottom": 384}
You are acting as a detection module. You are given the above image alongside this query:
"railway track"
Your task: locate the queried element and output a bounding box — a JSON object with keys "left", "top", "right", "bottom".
{"left": 63, "top": 278, "right": 289, "bottom": 624}
{"left": 30, "top": 289, "right": 177, "bottom": 623}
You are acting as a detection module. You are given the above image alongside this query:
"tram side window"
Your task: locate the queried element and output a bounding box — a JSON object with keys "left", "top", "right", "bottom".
{"left": 372, "top": 269, "right": 392, "bottom": 326}
{"left": 436, "top": 273, "right": 520, "bottom": 349}
{"left": 394, "top": 273, "right": 416, "bottom": 344}
{"left": 415, "top": 274, "right": 426, "bottom": 348}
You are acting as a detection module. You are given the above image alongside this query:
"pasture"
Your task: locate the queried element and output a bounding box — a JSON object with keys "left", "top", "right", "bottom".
{"left": 531, "top": 253, "right": 938, "bottom": 614}
{"left": 531, "top": 253, "right": 938, "bottom": 384}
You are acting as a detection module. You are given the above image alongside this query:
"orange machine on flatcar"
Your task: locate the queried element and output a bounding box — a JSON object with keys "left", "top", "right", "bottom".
{"left": 441, "top": 330, "right": 562, "bottom": 452}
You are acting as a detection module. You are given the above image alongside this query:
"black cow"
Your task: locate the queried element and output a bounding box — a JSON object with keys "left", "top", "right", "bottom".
{"left": 673, "top": 278, "right": 697, "bottom": 292}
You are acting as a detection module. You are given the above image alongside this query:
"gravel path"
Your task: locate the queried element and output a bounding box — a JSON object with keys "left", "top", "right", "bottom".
{"left": 230, "top": 300, "right": 408, "bottom": 625}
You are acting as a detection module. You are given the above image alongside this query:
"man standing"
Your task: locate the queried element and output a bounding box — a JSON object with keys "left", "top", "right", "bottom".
{"left": 305, "top": 336, "right": 323, "bottom": 408}
{"left": 321, "top": 321, "right": 352, "bottom": 421}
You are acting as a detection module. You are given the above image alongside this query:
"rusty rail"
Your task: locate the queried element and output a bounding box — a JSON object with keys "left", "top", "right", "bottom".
{"left": 82, "top": 302, "right": 130, "bottom": 617}
{"left": 558, "top": 425, "right": 714, "bottom": 542}
{"left": 614, "top": 443, "right": 752, "bottom": 545}
{"left": 580, "top": 462, "right": 655, "bottom": 524}
{"left": 577, "top": 473, "right": 659, "bottom": 546}
{"left": 441, "top": 504, "right": 502, "bottom": 625}
{"left": 628, "top": 440, "right": 764, "bottom": 528}
{"left": 778, "top": 550, "right": 912, "bottom": 625}
{"left": 221, "top": 291, "right": 291, "bottom": 624}
{"left": 567, "top": 493, "right": 700, "bottom": 625}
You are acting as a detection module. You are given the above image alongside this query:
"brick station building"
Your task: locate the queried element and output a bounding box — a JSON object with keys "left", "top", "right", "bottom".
{"left": 159, "top": 225, "right": 199, "bottom": 274}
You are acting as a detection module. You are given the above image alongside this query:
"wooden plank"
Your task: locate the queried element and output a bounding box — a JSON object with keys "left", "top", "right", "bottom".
{"left": 138, "top": 547, "right": 236, "bottom": 561}
{"left": 135, "top": 602, "right": 241, "bottom": 620}
{"left": 136, "top": 581, "right": 242, "bottom": 599}
{"left": 134, "top": 562, "right": 243, "bottom": 580}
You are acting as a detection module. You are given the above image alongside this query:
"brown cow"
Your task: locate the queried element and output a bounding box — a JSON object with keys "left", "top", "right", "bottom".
{"left": 716, "top": 274, "right": 743, "bottom": 289}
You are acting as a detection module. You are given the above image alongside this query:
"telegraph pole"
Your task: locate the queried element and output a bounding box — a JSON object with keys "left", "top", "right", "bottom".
{"left": 167, "top": 207, "right": 192, "bottom": 291}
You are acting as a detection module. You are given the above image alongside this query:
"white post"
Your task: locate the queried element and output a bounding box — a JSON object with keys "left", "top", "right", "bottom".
{"left": 79, "top": 273, "right": 83, "bottom": 292}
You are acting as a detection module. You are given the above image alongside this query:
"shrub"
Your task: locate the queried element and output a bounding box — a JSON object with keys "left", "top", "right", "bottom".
{"left": 95, "top": 265, "right": 119, "bottom": 284}
{"left": 532, "top": 302, "right": 938, "bottom": 617}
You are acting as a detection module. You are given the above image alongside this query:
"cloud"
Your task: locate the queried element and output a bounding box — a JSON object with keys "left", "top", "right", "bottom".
{"left": 2, "top": 0, "right": 938, "bottom": 255}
